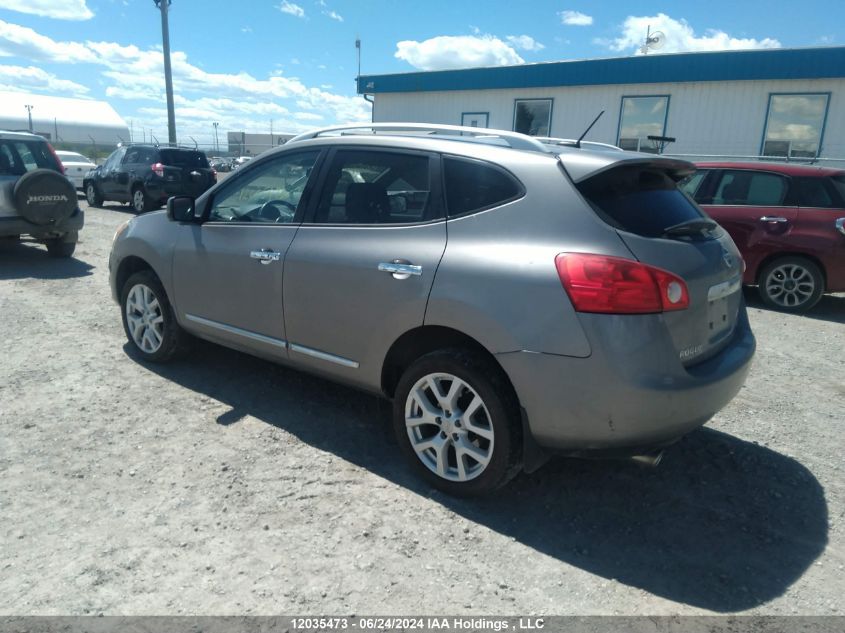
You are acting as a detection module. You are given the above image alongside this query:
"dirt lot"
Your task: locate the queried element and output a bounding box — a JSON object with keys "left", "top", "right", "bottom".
{"left": 0, "top": 200, "right": 843, "bottom": 616}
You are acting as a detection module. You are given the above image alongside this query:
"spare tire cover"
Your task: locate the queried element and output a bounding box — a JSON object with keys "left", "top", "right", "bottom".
{"left": 13, "top": 169, "right": 77, "bottom": 226}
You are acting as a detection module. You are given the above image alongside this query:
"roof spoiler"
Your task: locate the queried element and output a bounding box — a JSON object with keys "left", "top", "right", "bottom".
{"left": 562, "top": 155, "right": 697, "bottom": 184}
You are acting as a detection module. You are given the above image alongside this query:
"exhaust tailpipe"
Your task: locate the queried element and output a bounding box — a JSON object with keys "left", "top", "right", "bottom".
{"left": 630, "top": 450, "right": 664, "bottom": 467}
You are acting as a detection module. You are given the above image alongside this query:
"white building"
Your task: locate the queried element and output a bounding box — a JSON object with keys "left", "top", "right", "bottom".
{"left": 358, "top": 47, "right": 845, "bottom": 161}
{"left": 0, "top": 91, "right": 129, "bottom": 146}
{"left": 227, "top": 131, "right": 295, "bottom": 156}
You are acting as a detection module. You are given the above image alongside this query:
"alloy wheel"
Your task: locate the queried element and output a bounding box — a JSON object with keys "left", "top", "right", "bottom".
{"left": 765, "top": 263, "right": 816, "bottom": 308}
{"left": 404, "top": 372, "right": 494, "bottom": 482}
{"left": 86, "top": 184, "right": 96, "bottom": 205}
{"left": 125, "top": 283, "right": 164, "bottom": 353}
{"left": 133, "top": 189, "right": 146, "bottom": 212}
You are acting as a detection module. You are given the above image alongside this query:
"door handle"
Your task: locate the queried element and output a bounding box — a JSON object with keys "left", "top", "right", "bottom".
{"left": 759, "top": 216, "right": 788, "bottom": 223}
{"left": 378, "top": 261, "right": 422, "bottom": 279}
{"left": 250, "top": 249, "right": 281, "bottom": 265}
{"left": 836, "top": 218, "right": 845, "bottom": 236}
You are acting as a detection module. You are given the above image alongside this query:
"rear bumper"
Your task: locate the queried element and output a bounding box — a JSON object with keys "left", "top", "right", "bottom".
{"left": 0, "top": 208, "right": 84, "bottom": 239}
{"left": 498, "top": 305, "right": 755, "bottom": 452}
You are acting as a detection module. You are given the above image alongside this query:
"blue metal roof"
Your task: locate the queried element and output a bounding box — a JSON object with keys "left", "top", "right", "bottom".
{"left": 357, "top": 47, "right": 845, "bottom": 94}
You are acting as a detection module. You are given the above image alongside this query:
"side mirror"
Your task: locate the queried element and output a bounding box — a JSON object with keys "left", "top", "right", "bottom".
{"left": 166, "top": 196, "right": 197, "bottom": 222}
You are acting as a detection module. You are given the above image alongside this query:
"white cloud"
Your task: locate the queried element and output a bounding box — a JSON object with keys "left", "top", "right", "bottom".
{"left": 559, "top": 10, "right": 593, "bottom": 26}
{"left": 0, "top": 0, "right": 93, "bottom": 21}
{"left": 0, "top": 20, "right": 370, "bottom": 145}
{"left": 0, "top": 20, "right": 97, "bottom": 62}
{"left": 0, "top": 64, "right": 89, "bottom": 96}
{"left": 323, "top": 10, "right": 343, "bottom": 22}
{"left": 395, "top": 35, "right": 523, "bottom": 71}
{"left": 604, "top": 13, "right": 781, "bottom": 54}
{"left": 506, "top": 35, "right": 545, "bottom": 52}
{"left": 241, "top": 26, "right": 253, "bottom": 34}
{"left": 278, "top": 1, "right": 305, "bottom": 18}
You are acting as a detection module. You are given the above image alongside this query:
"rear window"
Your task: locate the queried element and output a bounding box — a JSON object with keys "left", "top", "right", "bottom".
{"left": 443, "top": 156, "right": 523, "bottom": 216}
{"left": 578, "top": 167, "right": 705, "bottom": 238}
{"left": 797, "top": 177, "right": 836, "bottom": 208}
{"left": 712, "top": 170, "right": 787, "bottom": 206}
{"left": 0, "top": 140, "right": 60, "bottom": 176}
{"left": 158, "top": 149, "right": 209, "bottom": 168}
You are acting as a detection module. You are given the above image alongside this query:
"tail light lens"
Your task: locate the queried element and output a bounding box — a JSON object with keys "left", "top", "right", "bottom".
{"left": 151, "top": 162, "right": 165, "bottom": 177}
{"left": 47, "top": 142, "right": 65, "bottom": 174}
{"left": 555, "top": 253, "right": 689, "bottom": 314}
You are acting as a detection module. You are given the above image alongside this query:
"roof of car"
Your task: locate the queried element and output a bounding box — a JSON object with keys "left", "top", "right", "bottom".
{"left": 284, "top": 123, "right": 695, "bottom": 183}
{"left": 695, "top": 161, "right": 845, "bottom": 177}
{"left": 0, "top": 129, "right": 48, "bottom": 141}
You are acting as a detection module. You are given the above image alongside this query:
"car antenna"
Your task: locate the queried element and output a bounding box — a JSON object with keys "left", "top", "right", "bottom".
{"left": 575, "top": 110, "right": 605, "bottom": 148}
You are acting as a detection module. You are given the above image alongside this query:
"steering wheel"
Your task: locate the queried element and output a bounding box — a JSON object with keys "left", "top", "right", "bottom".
{"left": 257, "top": 199, "right": 296, "bottom": 222}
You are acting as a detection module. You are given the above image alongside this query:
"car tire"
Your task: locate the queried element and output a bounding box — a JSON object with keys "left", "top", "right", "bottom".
{"left": 758, "top": 256, "right": 824, "bottom": 313}
{"left": 120, "top": 270, "right": 186, "bottom": 362}
{"left": 392, "top": 348, "right": 522, "bottom": 496}
{"left": 45, "top": 238, "right": 76, "bottom": 258}
{"left": 132, "top": 186, "right": 154, "bottom": 214}
{"left": 85, "top": 182, "right": 103, "bottom": 207}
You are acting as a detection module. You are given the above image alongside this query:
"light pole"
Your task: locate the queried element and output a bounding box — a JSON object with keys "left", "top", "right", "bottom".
{"left": 212, "top": 121, "right": 219, "bottom": 153}
{"left": 153, "top": 0, "right": 177, "bottom": 145}
{"left": 24, "top": 104, "right": 34, "bottom": 132}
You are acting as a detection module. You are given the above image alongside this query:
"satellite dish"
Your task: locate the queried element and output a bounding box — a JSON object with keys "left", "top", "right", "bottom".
{"left": 640, "top": 26, "right": 666, "bottom": 54}
{"left": 647, "top": 31, "right": 665, "bottom": 49}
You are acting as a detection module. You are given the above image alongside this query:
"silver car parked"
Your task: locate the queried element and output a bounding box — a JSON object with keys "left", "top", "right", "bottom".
{"left": 109, "top": 123, "right": 755, "bottom": 495}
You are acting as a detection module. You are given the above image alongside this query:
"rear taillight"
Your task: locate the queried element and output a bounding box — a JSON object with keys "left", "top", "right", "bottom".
{"left": 555, "top": 253, "right": 689, "bottom": 314}
{"left": 47, "top": 142, "right": 65, "bottom": 174}
{"left": 151, "top": 162, "right": 165, "bottom": 177}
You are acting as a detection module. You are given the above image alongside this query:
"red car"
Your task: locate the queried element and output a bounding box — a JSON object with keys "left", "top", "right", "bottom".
{"left": 682, "top": 162, "right": 845, "bottom": 312}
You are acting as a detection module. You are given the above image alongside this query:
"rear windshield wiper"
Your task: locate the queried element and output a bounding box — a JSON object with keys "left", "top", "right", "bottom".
{"left": 662, "top": 218, "right": 718, "bottom": 237}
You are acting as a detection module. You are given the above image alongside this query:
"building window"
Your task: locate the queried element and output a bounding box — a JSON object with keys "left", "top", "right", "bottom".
{"left": 762, "top": 93, "right": 829, "bottom": 159}
{"left": 513, "top": 99, "right": 552, "bottom": 136}
{"left": 461, "top": 112, "right": 489, "bottom": 128}
{"left": 617, "top": 95, "right": 670, "bottom": 154}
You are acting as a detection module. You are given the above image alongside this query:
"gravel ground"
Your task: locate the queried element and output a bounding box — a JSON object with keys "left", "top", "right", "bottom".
{"left": 0, "top": 200, "right": 842, "bottom": 616}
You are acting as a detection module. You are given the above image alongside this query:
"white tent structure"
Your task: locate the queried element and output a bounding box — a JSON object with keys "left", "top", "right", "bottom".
{"left": 0, "top": 91, "right": 129, "bottom": 145}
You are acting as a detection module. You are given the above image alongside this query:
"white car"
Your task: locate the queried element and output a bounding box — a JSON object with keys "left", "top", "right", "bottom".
{"left": 55, "top": 150, "right": 96, "bottom": 189}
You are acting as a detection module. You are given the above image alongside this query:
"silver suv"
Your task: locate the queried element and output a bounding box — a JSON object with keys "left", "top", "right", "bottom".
{"left": 0, "top": 130, "right": 83, "bottom": 257}
{"left": 109, "top": 123, "right": 755, "bottom": 495}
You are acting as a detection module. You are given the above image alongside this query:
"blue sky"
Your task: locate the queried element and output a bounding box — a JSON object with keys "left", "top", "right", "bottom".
{"left": 0, "top": 0, "right": 842, "bottom": 146}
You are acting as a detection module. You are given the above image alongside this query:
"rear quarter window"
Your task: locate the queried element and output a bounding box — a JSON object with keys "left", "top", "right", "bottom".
{"left": 443, "top": 156, "right": 523, "bottom": 216}
{"left": 577, "top": 166, "right": 705, "bottom": 238}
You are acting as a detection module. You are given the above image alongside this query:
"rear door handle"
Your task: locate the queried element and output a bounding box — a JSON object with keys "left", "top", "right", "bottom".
{"left": 378, "top": 261, "right": 422, "bottom": 279}
{"left": 759, "top": 216, "right": 788, "bottom": 223}
{"left": 250, "top": 249, "right": 281, "bottom": 265}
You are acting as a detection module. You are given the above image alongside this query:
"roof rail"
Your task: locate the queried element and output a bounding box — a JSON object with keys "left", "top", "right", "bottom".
{"left": 287, "top": 122, "right": 551, "bottom": 153}
{"left": 536, "top": 137, "right": 625, "bottom": 152}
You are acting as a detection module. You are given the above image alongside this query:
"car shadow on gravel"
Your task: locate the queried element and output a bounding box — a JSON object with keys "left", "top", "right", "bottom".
{"left": 0, "top": 240, "right": 93, "bottom": 280}
{"left": 744, "top": 288, "right": 845, "bottom": 324}
{"left": 135, "top": 339, "right": 829, "bottom": 614}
